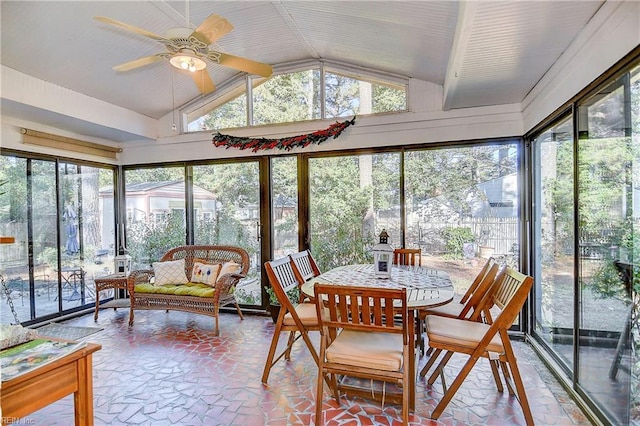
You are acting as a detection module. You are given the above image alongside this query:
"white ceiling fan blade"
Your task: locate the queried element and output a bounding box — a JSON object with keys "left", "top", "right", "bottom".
{"left": 95, "top": 16, "right": 166, "bottom": 42}
{"left": 208, "top": 51, "right": 273, "bottom": 77}
{"left": 113, "top": 55, "right": 165, "bottom": 72}
{"left": 191, "top": 70, "right": 216, "bottom": 94}
{"left": 191, "top": 14, "right": 234, "bottom": 45}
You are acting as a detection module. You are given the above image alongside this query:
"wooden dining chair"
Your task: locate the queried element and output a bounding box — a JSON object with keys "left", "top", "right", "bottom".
{"left": 423, "top": 267, "right": 534, "bottom": 425}
{"left": 290, "top": 250, "right": 321, "bottom": 281}
{"left": 313, "top": 284, "right": 411, "bottom": 426}
{"left": 393, "top": 248, "right": 422, "bottom": 267}
{"left": 419, "top": 261, "right": 500, "bottom": 376}
{"left": 416, "top": 256, "right": 497, "bottom": 355}
{"left": 261, "top": 256, "right": 321, "bottom": 384}
{"left": 289, "top": 250, "right": 321, "bottom": 302}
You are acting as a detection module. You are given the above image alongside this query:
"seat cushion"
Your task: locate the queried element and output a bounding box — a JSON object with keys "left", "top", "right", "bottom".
{"left": 135, "top": 282, "right": 214, "bottom": 298}
{"left": 423, "top": 302, "right": 465, "bottom": 319}
{"left": 426, "top": 315, "right": 503, "bottom": 354}
{"left": 326, "top": 329, "right": 403, "bottom": 371}
{"left": 283, "top": 302, "right": 321, "bottom": 327}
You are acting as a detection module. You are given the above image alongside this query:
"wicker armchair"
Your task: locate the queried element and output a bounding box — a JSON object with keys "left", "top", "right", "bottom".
{"left": 126, "top": 245, "right": 250, "bottom": 336}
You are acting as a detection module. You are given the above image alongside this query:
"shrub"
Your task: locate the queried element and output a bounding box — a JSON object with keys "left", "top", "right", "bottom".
{"left": 441, "top": 227, "right": 475, "bottom": 259}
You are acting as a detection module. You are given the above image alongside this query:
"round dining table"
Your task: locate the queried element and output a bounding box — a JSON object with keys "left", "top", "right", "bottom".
{"left": 300, "top": 263, "right": 455, "bottom": 410}
{"left": 301, "top": 263, "right": 454, "bottom": 309}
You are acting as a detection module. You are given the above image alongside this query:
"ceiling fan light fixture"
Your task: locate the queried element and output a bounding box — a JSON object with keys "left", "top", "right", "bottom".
{"left": 170, "top": 54, "right": 206, "bottom": 73}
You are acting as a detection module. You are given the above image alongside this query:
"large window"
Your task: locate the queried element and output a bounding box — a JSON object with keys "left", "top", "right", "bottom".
{"left": 123, "top": 162, "right": 264, "bottom": 307}
{"left": 576, "top": 70, "right": 637, "bottom": 424}
{"left": 253, "top": 70, "right": 321, "bottom": 125}
{"left": 308, "top": 153, "right": 401, "bottom": 271}
{"left": 324, "top": 68, "right": 406, "bottom": 118}
{"left": 186, "top": 62, "right": 407, "bottom": 131}
{"left": 404, "top": 143, "right": 520, "bottom": 295}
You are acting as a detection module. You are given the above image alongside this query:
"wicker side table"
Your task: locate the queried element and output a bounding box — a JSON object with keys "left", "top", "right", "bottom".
{"left": 94, "top": 274, "right": 130, "bottom": 320}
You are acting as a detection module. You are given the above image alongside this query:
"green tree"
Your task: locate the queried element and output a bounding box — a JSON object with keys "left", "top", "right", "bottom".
{"left": 253, "top": 70, "right": 320, "bottom": 125}
{"left": 372, "top": 154, "right": 401, "bottom": 210}
{"left": 0, "top": 156, "right": 27, "bottom": 223}
{"left": 404, "top": 146, "right": 516, "bottom": 221}
{"left": 192, "top": 163, "right": 259, "bottom": 258}
{"left": 127, "top": 213, "right": 185, "bottom": 266}
{"left": 271, "top": 156, "right": 299, "bottom": 254}
{"left": 125, "top": 167, "right": 184, "bottom": 185}
{"left": 325, "top": 73, "right": 359, "bottom": 118}
{"left": 202, "top": 94, "right": 247, "bottom": 130}
{"left": 372, "top": 84, "right": 406, "bottom": 113}
{"left": 309, "top": 156, "right": 375, "bottom": 270}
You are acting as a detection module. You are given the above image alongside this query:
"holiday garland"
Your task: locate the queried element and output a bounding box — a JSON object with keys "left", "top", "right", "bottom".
{"left": 212, "top": 117, "right": 356, "bottom": 152}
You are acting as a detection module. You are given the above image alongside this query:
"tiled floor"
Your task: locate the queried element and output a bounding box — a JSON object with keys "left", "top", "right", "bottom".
{"left": 20, "top": 308, "right": 592, "bottom": 425}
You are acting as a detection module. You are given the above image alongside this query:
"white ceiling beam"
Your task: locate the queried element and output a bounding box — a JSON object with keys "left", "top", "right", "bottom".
{"left": 1, "top": 66, "right": 158, "bottom": 141}
{"left": 442, "top": 1, "right": 479, "bottom": 111}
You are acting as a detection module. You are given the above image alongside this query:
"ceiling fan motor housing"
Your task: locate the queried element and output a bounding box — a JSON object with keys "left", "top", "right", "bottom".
{"left": 164, "top": 27, "right": 209, "bottom": 57}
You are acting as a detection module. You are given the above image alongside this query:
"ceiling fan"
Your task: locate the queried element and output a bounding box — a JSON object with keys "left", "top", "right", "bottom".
{"left": 95, "top": 14, "right": 273, "bottom": 94}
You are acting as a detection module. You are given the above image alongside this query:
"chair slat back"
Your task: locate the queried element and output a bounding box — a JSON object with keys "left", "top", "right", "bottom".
{"left": 481, "top": 267, "right": 533, "bottom": 327}
{"left": 461, "top": 262, "right": 499, "bottom": 320}
{"left": 264, "top": 257, "right": 301, "bottom": 311}
{"left": 393, "top": 248, "right": 421, "bottom": 266}
{"left": 290, "top": 250, "right": 321, "bottom": 282}
{"left": 314, "top": 284, "right": 407, "bottom": 341}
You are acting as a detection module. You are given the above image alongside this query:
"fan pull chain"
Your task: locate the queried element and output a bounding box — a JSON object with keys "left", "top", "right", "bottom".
{"left": 171, "top": 68, "right": 177, "bottom": 132}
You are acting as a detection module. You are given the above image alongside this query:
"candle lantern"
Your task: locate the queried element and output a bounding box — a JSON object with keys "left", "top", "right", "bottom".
{"left": 114, "top": 246, "right": 132, "bottom": 276}
{"left": 372, "top": 229, "right": 394, "bottom": 279}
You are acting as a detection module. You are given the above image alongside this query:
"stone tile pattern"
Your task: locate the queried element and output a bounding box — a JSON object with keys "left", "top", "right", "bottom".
{"left": 19, "top": 309, "right": 591, "bottom": 425}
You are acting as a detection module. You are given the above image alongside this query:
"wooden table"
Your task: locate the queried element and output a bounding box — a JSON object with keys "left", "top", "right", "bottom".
{"left": 94, "top": 274, "right": 130, "bottom": 320}
{"left": 1, "top": 342, "right": 101, "bottom": 425}
{"left": 301, "top": 264, "right": 454, "bottom": 410}
{"left": 302, "top": 263, "right": 454, "bottom": 308}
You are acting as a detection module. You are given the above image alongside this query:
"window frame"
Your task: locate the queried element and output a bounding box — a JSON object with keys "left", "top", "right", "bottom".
{"left": 183, "top": 60, "right": 409, "bottom": 133}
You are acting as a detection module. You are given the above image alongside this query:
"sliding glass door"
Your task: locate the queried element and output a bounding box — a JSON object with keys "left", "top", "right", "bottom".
{"left": 0, "top": 155, "right": 115, "bottom": 324}
{"left": 531, "top": 63, "right": 640, "bottom": 425}
{"left": 532, "top": 116, "right": 575, "bottom": 369}
{"left": 192, "top": 161, "right": 262, "bottom": 305}
{"left": 575, "top": 71, "right": 637, "bottom": 424}
{"left": 1, "top": 156, "right": 31, "bottom": 323}
{"left": 123, "top": 161, "right": 264, "bottom": 306}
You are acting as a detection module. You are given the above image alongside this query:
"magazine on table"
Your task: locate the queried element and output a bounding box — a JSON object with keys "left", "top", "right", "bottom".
{"left": 1, "top": 338, "right": 86, "bottom": 381}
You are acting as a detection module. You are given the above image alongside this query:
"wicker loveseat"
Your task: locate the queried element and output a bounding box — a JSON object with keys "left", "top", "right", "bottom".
{"left": 126, "top": 245, "right": 250, "bottom": 336}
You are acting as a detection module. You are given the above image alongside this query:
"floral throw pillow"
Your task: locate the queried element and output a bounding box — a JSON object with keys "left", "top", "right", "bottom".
{"left": 152, "top": 258, "right": 189, "bottom": 286}
{"left": 192, "top": 261, "right": 221, "bottom": 286}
